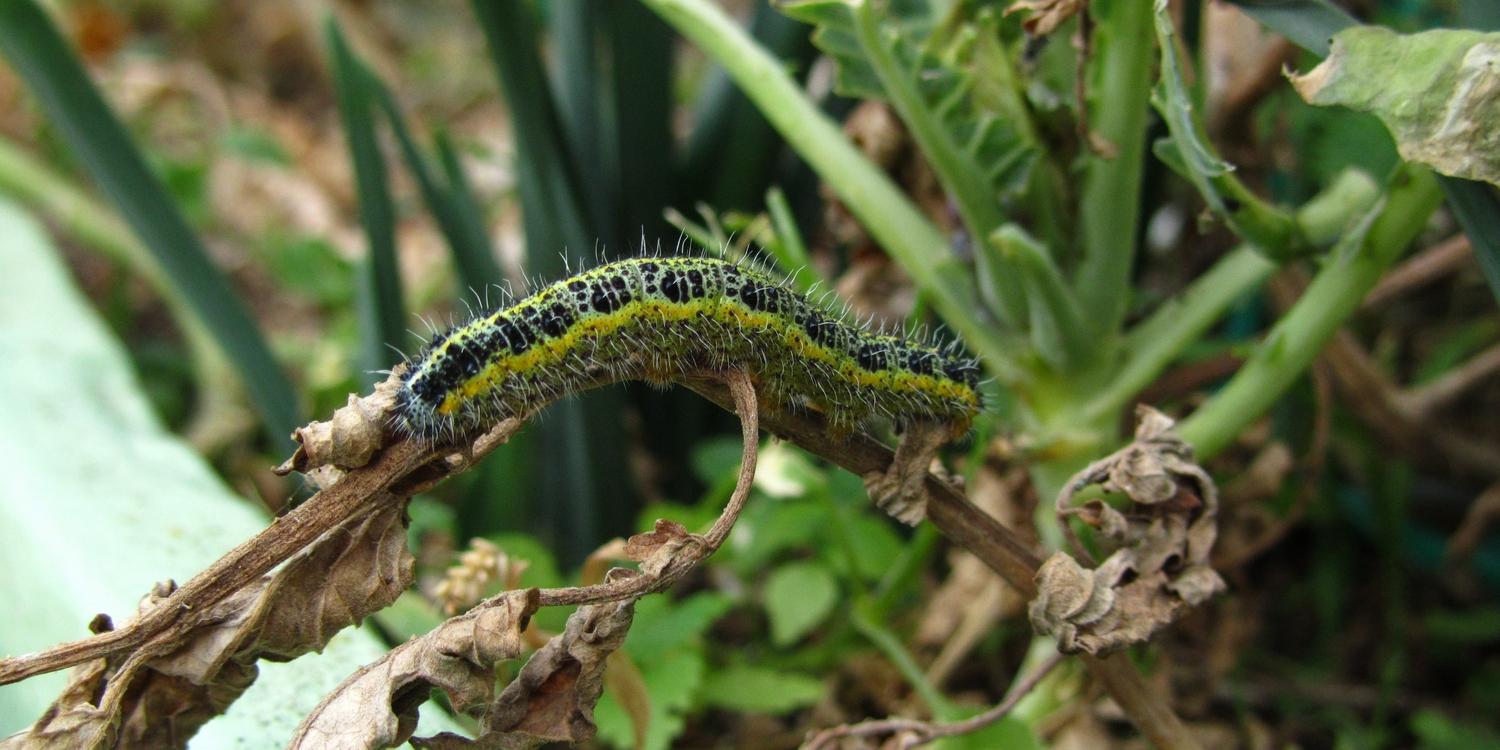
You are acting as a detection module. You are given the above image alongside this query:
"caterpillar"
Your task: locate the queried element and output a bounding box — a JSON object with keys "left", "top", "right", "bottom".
{"left": 395, "top": 257, "right": 983, "bottom": 443}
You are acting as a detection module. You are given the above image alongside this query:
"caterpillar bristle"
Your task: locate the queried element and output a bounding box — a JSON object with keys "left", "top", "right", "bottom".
{"left": 395, "top": 256, "right": 984, "bottom": 442}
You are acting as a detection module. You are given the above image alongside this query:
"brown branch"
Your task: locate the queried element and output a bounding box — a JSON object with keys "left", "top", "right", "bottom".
{"left": 679, "top": 377, "right": 1205, "bottom": 750}
{"left": 1394, "top": 343, "right": 1500, "bottom": 419}
{"left": 801, "top": 652, "right": 1064, "bottom": 750}
{"left": 1362, "top": 233, "right": 1472, "bottom": 310}
{"left": 0, "top": 435, "right": 458, "bottom": 687}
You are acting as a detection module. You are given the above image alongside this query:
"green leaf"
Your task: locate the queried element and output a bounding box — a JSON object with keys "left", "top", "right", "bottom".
{"left": 326, "top": 20, "right": 407, "bottom": 388}
{"left": 845, "top": 515, "right": 905, "bottom": 581}
{"left": 990, "top": 224, "right": 1093, "bottom": 371}
{"left": 779, "top": 0, "right": 1037, "bottom": 327}
{"left": 624, "top": 592, "right": 736, "bottom": 664}
{"left": 763, "top": 560, "right": 839, "bottom": 645}
{"left": 363, "top": 69, "right": 503, "bottom": 294}
{"left": 472, "top": 0, "right": 637, "bottom": 567}
{"left": 0, "top": 0, "right": 300, "bottom": 452}
{"left": 731, "top": 500, "right": 830, "bottom": 572}
{"left": 699, "top": 665, "right": 826, "bottom": 714}
{"left": 0, "top": 199, "right": 459, "bottom": 743}
{"left": 1289, "top": 27, "right": 1500, "bottom": 188}
{"left": 1225, "top": 0, "right": 1355, "bottom": 58}
{"left": 596, "top": 648, "right": 705, "bottom": 750}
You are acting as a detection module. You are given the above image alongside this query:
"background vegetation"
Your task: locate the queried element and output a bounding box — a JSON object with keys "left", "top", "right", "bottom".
{"left": 1, "top": 0, "right": 1499, "bottom": 747}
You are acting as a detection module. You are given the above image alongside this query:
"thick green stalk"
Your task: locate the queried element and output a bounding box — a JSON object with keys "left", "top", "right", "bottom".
{"left": 1073, "top": 0, "right": 1156, "bottom": 334}
{"left": 640, "top": 0, "right": 1021, "bottom": 381}
{"left": 1079, "top": 247, "right": 1275, "bottom": 424}
{"left": 1179, "top": 165, "right": 1444, "bottom": 458}
{"left": 1077, "top": 167, "right": 1380, "bottom": 426}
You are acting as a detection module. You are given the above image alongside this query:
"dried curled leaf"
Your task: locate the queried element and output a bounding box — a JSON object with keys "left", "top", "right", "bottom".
{"left": 276, "top": 371, "right": 404, "bottom": 478}
{"left": 863, "top": 422, "right": 954, "bottom": 526}
{"left": 4, "top": 498, "right": 415, "bottom": 750}
{"left": 1030, "top": 406, "right": 1226, "bottom": 655}
{"left": 1005, "top": 0, "right": 1085, "bottom": 37}
{"left": 411, "top": 594, "right": 636, "bottom": 750}
{"left": 290, "top": 589, "right": 540, "bottom": 750}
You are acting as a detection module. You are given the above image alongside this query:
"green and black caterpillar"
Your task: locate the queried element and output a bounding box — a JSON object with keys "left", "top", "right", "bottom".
{"left": 395, "top": 257, "right": 983, "bottom": 442}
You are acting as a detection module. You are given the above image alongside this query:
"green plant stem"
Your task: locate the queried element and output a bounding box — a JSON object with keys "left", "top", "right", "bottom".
{"left": 1077, "top": 166, "right": 1381, "bottom": 426}
{"left": 851, "top": 602, "right": 958, "bottom": 720}
{"left": 1074, "top": 0, "right": 1156, "bottom": 335}
{"left": 763, "top": 185, "right": 823, "bottom": 292}
{"left": 639, "top": 0, "right": 1021, "bottom": 383}
{"left": 1178, "top": 164, "right": 1443, "bottom": 458}
{"left": 1081, "top": 247, "right": 1276, "bottom": 424}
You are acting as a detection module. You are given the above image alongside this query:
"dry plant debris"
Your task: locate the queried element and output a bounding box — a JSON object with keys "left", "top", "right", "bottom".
{"left": 1030, "top": 406, "right": 1226, "bottom": 656}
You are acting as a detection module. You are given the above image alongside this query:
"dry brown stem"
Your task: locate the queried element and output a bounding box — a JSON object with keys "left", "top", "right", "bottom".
{"left": 800, "top": 653, "right": 1063, "bottom": 750}
{"left": 1362, "top": 233, "right": 1472, "bottom": 310}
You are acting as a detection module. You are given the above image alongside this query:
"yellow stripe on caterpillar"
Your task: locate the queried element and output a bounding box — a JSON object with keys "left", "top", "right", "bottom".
{"left": 395, "top": 257, "right": 982, "bottom": 442}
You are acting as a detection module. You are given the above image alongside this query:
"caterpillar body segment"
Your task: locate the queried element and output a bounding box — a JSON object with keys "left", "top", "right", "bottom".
{"left": 395, "top": 257, "right": 982, "bottom": 442}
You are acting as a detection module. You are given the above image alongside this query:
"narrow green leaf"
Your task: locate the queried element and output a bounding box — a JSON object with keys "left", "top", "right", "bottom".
{"left": 0, "top": 0, "right": 299, "bottom": 452}
{"left": 1225, "top": 0, "right": 1356, "bottom": 57}
{"left": 604, "top": 0, "right": 676, "bottom": 248}
{"left": 1151, "top": 0, "right": 1307, "bottom": 259}
{"left": 762, "top": 185, "right": 822, "bottom": 291}
{"left": 434, "top": 127, "right": 507, "bottom": 291}
{"left": 763, "top": 560, "right": 839, "bottom": 645}
{"left": 1441, "top": 178, "right": 1500, "bottom": 306}
{"left": 326, "top": 21, "right": 406, "bottom": 389}
{"left": 365, "top": 71, "right": 503, "bottom": 293}
{"left": 991, "top": 225, "right": 1093, "bottom": 372}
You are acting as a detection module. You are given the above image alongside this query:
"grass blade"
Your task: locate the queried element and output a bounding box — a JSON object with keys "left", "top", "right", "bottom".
{"left": 364, "top": 69, "right": 504, "bottom": 294}
{"left": 471, "top": 0, "right": 636, "bottom": 564}
{"left": 0, "top": 0, "right": 300, "bottom": 452}
{"left": 327, "top": 21, "right": 407, "bottom": 389}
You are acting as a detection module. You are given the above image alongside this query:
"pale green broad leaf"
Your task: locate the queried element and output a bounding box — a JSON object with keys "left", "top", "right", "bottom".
{"left": 699, "top": 665, "right": 825, "bottom": 714}
{"left": 763, "top": 560, "right": 839, "bottom": 645}
{"left": 0, "top": 200, "right": 460, "bottom": 746}
{"left": 1290, "top": 26, "right": 1500, "bottom": 188}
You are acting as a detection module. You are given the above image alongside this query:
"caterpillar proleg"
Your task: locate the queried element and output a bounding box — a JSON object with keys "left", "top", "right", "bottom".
{"left": 395, "top": 257, "right": 982, "bottom": 442}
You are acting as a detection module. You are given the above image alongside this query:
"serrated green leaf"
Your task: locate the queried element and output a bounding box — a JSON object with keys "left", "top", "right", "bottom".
{"left": 699, "top": 665, "right": 826, "bottom": 714}
{"left": 763, "top": 560, "right": 839, "bottom": 645}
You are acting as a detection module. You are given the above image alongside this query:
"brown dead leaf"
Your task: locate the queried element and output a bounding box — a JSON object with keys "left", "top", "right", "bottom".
{"left": 1005, "top": 0, "right": 1086, "bottom": 37}
{"left": 1030, "top": 407, "right": 1226, "bottom": 656}
{"left": 411, "top": 595, "right": 635, "bottom": 750}
{"left": 864, "top": 422, "right": 954, "bottom": 525}
{"left": 622, "top": 519, "right": 701, "bottom": 577}
{"left": 4, "top": 497, "right": 415, "bottom": 750}
{"left": 277, "top": 371, "right": 403, "bottom": 477}
{"left": 290, "top": 589, "right": 539, "bottom": 750}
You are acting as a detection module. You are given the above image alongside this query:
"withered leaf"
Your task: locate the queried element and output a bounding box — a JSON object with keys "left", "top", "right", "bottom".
{"left": 5, "top": 497, "right": 415, "bottom": 750}
{"left": 411, "top": 598, "right": 635, "bottom": 750}
{"left": 1035, "top": 407, "right": 1227, "bottom": 655}
{"left": 290, "top": 589, "right": 540, "bottom": 750}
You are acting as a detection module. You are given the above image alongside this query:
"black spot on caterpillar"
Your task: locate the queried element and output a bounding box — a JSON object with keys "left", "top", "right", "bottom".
{"left": 395, "top": 257, "right": 982, "bottom": 442}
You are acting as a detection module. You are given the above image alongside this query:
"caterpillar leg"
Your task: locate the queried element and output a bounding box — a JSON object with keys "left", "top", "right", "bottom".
{"left": 863, "top": 421, "right": 953, "bottom": 526}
